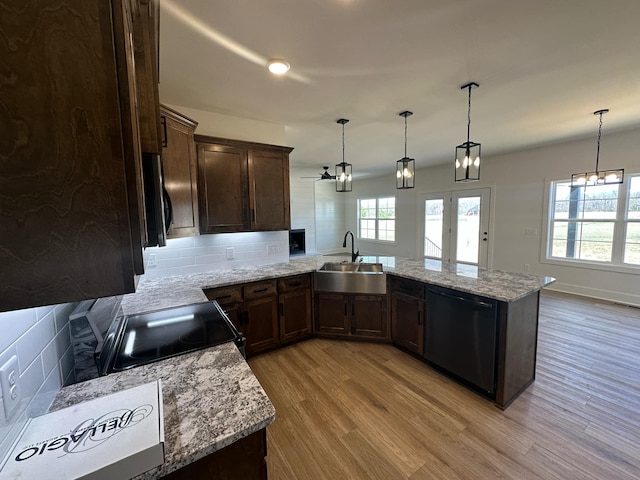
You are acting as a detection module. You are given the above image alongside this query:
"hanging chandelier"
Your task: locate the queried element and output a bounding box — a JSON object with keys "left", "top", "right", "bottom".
{"left": 396, "top": 111, "right": 415, "bottom": 189}
{"left": 570, "top": 109, "right": 624, "bottom": 187}
{"left": 455, "top": 82, "right": 481, "bottom": 182}
{"left": 335, "top": 118, "right": 352, "bottom": 192}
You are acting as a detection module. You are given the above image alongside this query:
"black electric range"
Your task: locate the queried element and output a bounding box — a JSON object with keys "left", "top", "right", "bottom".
{"left": 89, "top": 300, "right": 245, "bottom": 376}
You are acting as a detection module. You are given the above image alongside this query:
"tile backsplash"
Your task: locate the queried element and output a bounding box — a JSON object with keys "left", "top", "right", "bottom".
{"left": 143, "top": 231, "right": 290, "bottom": 279}
{"left": 0, "top": 302, "right": 77, "bottom": 462}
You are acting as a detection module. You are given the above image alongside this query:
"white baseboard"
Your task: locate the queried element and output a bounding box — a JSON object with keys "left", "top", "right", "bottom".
{"left": 547, "top": 282, "right": 640, "bottom": 308}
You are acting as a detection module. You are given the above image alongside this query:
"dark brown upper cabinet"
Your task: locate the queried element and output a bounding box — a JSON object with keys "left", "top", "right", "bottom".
{"left": 160, "top": 105, "right": 200, "bottom": 238}
{"left": 0, "top": 0, "right": 155, "bottom": 313}
{"left": 133, "top": 0, "right": 162, "bottom": 154}
{"left": 195, "top": 136, "right": 292, "bottom": 233}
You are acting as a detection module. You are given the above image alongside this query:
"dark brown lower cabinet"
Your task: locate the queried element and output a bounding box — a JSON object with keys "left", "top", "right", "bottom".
{"left": 205, "top": 281, "right": 278, "bottom": 357}
{"left": 243, "top": 294, "right": 279, "bottom": 355}
{"left": 315, "top": 293, "right": 387, "bottom": 339}
{"left": 390, "top": 277, "right": 425, "bottom": 355}
{"left": 162, "top": 429, "right": 267, "bottom": 479}
{"left": 205, "top": 275, "right": 312, "bottom": 356}
{"left": 278, "top": 275, "right": 312, "bottom": 344}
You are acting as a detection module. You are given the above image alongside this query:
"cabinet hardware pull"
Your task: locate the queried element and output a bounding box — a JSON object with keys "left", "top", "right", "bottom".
{"left": 217, "top": 294, "right": 232, "bottom": 300}
{"left": 352, "top": 304, "right": 355, "bottom": 316}
{"left": 160, "top": 115, "right": 168, "bottom": 148}
{"left": 418, "top": 311, "right": 423, "bottom": 326}
{"left": 279, "top": 303, "right": 284, "bottom": 316}
{"left": 252, "top": 208, "right": 256, "bottom": 222}
{"left": 253, "top": 287, "right": 268, "bottom": 293}
{"left": 289, "top": 281, "right": 302, "bottom": 287}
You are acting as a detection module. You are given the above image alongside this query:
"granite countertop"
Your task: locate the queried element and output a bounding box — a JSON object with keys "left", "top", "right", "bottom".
{"left": 49, "top": 342, "right": 275, "bottom": 479}
{"left": 121, "top": 255, "right": 554, "bottom": 315}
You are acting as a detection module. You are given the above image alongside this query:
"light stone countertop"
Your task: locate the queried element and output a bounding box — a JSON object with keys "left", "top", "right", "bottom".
{"left": 49, "top": 255, "right": 552, "bottom": 478}
{"left": 49, "top": 342, "right": 274, "bottom": 479}
{"left": 121, "top": 255, "right": 555, "bottom": 316}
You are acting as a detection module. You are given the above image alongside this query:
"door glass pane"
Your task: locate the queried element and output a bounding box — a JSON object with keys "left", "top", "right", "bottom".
{"left": 456, "top": 196, "right": 480, "bottom": 263}
{"left": 625, "top": 222, "right": 640, "bottom": 264}
{"left": 425, "top": 199, "right": 443, "bottom": 259}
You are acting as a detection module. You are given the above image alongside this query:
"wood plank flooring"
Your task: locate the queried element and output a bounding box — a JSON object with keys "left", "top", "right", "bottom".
{"left": 248, "top": 291, "right": 640, "bottom": 479}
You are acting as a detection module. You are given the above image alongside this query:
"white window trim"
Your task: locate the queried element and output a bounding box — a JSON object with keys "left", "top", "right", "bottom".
{"left": 357, "top": 197, "right": 396, "bottom": 243}
{"left": 540, "top": 175, "right": 640, "bottom": 275}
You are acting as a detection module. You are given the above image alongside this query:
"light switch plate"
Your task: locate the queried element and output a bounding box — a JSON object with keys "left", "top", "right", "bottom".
{"left": 0, "top": 355, "right": 21, "bottom": 420}
{"left": 226, "top": 247, "right": 235, "bottom": 259}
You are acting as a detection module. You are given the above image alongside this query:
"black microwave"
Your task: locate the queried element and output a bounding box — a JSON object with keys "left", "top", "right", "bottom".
{"left": 142, "top": 153, "right": 172, "bottom": 247}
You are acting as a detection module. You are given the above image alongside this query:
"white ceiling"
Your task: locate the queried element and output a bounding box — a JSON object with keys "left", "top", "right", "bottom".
{"left": 158, "top": 0, "right": 640, "bottom": 179}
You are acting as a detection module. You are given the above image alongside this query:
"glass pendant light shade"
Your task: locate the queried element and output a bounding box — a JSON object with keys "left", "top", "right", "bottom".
{"left": 336, "top": 161, "right": 352, "bottom": 192}
{"left": 396, "top": 111, "right": 415, "bottom": 189}
{"left": 335, "top": 118, "right": 352, "bottom": 192}
{"left": 396, "top": 157, "right": 415, "bottom": 189}
{"left": 570, "top": 109, "right": 624, "bottom": 187}
{"left": 455, "top": 82, "right": 481, "bottom": 182}
{"left": 455, "top": 141, "right": 481, "bottom": 182}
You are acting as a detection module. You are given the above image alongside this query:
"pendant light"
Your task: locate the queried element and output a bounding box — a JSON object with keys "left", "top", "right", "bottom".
{"left": 396, "top": 111, "right": 415, "bottom": 189}
{"left": 570, "top": 109, "right": 624, "bottom": 187}
{"left": 455, "top": 82, "right": 481, "bottom": 182}
{"left": 335, "top": 118, "right": 352, "bottom": 192}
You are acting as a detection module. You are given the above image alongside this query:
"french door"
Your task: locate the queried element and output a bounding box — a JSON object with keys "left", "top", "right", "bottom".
{"left": 422, "top": 188, "right": 491, "bottom": 267}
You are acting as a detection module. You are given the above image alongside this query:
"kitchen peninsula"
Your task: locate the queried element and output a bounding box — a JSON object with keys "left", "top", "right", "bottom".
{"left": 50, "top": 256, "right": 552, "bottom": 478}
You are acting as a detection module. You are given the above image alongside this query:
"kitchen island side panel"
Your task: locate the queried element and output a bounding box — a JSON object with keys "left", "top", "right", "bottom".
{"left": 495, "top": 291, "right": 540, "bottom": 408}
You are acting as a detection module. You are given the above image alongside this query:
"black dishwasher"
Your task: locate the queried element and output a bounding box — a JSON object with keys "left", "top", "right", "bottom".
{"left": 424, "top": 286, "right": 498, "bottom": 396}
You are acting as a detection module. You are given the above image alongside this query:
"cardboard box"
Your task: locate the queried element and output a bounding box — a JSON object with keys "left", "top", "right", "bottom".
{"left": 0, "top": 380, "right": 164, "bottom": 480}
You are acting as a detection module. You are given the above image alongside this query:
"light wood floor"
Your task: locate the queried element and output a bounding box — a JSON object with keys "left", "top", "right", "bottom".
{"left": 248, "top": 291, "right": 640, "bottom": 479}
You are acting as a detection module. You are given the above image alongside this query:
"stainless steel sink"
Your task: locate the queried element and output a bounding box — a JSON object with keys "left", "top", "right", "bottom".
{"left": 315, "top": 262, "right": 386, "bottom": 294}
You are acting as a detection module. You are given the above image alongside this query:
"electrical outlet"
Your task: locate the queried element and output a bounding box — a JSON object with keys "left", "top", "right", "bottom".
{"left": 524, "top": 228, "right": 538, "bottom": 236}
{"left": 524, "top": 264, "right": 531, "bottom": 272}
{"left": 267, "top": 244, "right": 279, "bottom": 256}
{"left": 0, "top": 355, "right": 21, "bottom": 420}
{"left": 226, "top": 247, "right": 235, "bottom": 260}
{"left": 147, "top": 253, "right": 157, "bottom": 268}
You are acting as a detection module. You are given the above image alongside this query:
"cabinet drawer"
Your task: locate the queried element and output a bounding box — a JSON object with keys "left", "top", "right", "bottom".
{"left": 204, "top": 286, "right": 242, "bottom": 305}
{"left": 390, "top": 276, "right": 425, "bottom": 300}
{"left": 243, "top": 280, "right": 277, "bottom": 300}
{"left": 278, "top": 274, "right": 311, "bottom": 293}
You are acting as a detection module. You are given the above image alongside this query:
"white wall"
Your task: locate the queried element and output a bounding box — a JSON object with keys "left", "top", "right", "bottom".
{"left": 0, "top": 303, "right": 76, "bottom": 462}
{"left": 314, "top": 180, "right": 347, "bottom": 253}
{"left": 344, "top": 127, "right": 640, "bottom": 306}
{"left": 289, "top": 168, "right": 318, "bottom": 254}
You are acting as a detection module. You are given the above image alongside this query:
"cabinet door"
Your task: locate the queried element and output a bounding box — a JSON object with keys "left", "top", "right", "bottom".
{"left": 132, "top": 0, "right": 161, "bottom": 154}
{"left": 279, "top": 289, "right": 312, "bottom": 344}
{"left": 0, "top": 0, "right": 142, "bottom": 312}
{"left": 244, "top": 296, "right": 279, "bottom": 355}
{"left": 315, "top": 293, "right": 349, "bottom": 336}
{"left": 248, "top": 149, "right": 290, "bottom": 231}
{"left": 198, "top": 144, "right": 249, "bottom": 233}
{"left": 162, "top": 112, "right": 199, "bottom": 237}
{"left": 351, "top": 295, "right": 387, "bottom": 338}
{"left": 391, "top": 292, "right": 424, "bottom": 354}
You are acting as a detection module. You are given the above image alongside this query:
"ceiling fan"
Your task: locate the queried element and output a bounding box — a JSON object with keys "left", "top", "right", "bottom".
{"left": 300, "top": 166, "right": 336, "bottom": 181}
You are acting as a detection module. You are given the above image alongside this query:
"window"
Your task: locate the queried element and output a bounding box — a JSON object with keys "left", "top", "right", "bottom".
{"left": 546, "top": 175, "right": 639, "bottom": 268}
{"left": 358, "top": 197, "right": 395, "bottom": 241}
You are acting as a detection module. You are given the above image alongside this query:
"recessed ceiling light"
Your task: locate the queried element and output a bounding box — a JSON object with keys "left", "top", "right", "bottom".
{"left": 267, "top": 58, "right": 290, "bottom": 75}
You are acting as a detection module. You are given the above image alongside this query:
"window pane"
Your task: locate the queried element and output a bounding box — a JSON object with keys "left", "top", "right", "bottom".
{"left": 577, "top": 222, "right": 614, "bottom": 262}
{"left": 360, "top": 199, "right": 376, "bottom": 219}
{"left": 625, "top": 222, "right": 640, "bottom": 264}
{"left": 425, "top": 199, "right": 443, "bottom": 259}
{"left": 629, "top": 177, "right": 640, "bottom": 220}
{"left": 360, "top": 219, "right": 375, "bottom": 239}
{"left": 379, "top": 220, "right": 395, "bottom": 241}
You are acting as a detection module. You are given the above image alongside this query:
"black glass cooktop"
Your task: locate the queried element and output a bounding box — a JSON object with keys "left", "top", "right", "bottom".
{"left": 110, "top": 301, "right": 242, "bottom": 372}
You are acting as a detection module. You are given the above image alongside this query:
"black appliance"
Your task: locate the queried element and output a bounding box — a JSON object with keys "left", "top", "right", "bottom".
{"left": 289, "top": 229, "right": 305, "bottom": 255}
{"left": 424, "top": 286, "right": 498, "bottom": 396}
{"left": 142, "top": 153, "right": 172, "bottom": 247}
{"left": 96, "top": 301, "right": 246, "bottom": 375}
